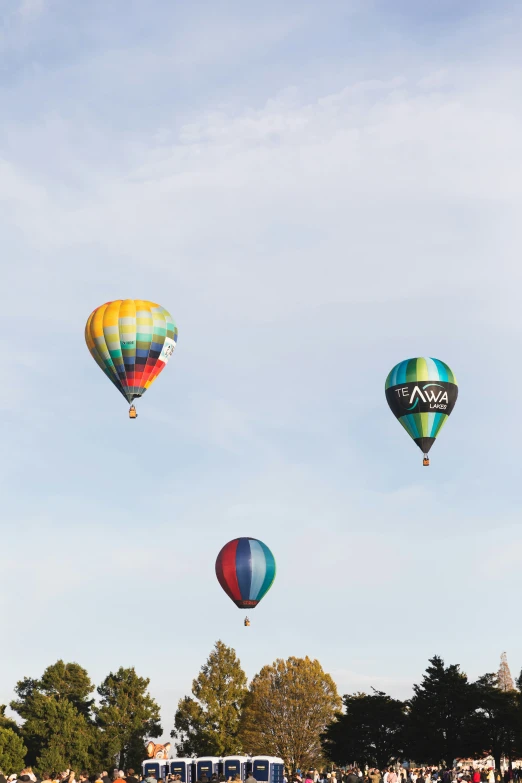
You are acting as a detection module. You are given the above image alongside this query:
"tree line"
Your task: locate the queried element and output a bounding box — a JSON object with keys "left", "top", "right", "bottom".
{"left": 172, "top": 648, "right": 522, "bottom": 773}
{"left": 0, "top": 643, "right": 340, "bottom": 776}
{"left": 1, "top": 647, "right": 520, "bottom": 776}
{"left": 322, "top": 656, "right": 522, "bottom": 771}
{"left": 0, "top": 662, "right": 162, "bottom": 775}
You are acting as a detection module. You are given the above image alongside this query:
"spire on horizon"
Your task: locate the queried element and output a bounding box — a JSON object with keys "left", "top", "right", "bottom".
{"left": 498, "top": 652, "right": 515, "bottom": 691}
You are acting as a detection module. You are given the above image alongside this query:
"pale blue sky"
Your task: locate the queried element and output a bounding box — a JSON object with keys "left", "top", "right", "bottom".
{"left": 1, "top": 0, "right": 522, "bottom": 741}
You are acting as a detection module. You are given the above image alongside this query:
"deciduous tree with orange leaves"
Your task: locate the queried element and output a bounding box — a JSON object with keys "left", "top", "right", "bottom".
{"left": 240, "top": 656, "right": 341, "bottom": 772}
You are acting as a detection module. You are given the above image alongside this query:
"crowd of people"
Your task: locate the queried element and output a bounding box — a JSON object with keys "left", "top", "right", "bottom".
{"left": 296, "top": 768, "right": 522, "bottom": 783}
{"left": 0, "top": 768, "right": 142, "bottom": 783}
{"left": 2, "top": 766, "right": 522, "bottom": 783}
{"left": 0, "top": 771, "right": 265, "bottom": 783}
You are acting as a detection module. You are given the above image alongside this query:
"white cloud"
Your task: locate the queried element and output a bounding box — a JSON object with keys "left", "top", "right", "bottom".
{"left": 1, "top": 64, "right": 521, "bottom": 332}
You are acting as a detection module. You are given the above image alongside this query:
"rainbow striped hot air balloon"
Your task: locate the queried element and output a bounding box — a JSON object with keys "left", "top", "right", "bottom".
{"left": 85, "top": 299, "right": 178, "bottom": 417}
{"left": 385, "top": 357, "right": 458, "bottom": 466}
{"left": 215, "top": 537, "right": 276, "bottom": 625}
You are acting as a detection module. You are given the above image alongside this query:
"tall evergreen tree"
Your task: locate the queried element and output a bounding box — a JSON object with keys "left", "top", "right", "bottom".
{"left": 322, "top": 689, "right": 406, "bottom": 769}
{"left": 95, "top": 667, "right": 162, "bottom": 770}
{"left": 468, "top": 673, "right": 518, "bottom": 771}
{"left": 172, "top": 641, "right": 247, "bottom": 756}
{"left": 240, "top": 656, "right": 341, "bottom": 772}
{"left": 10, "top": 661, "right": 95, "bottom": 767}
{"left": 0, "top": 727, "right": 27, "bottom": 774}
{"left": 34, "top": 700, "right": 93, "bottom": 774}
{"left": 406, "top": 656, "right": 476, "bottom": 766}
{"left": 39, "top": 661, "right": 95, "bottom": 718}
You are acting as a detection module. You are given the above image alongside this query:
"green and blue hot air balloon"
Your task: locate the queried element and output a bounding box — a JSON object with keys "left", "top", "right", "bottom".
{"left": 385, "top": 357, "right": 458, "bottom": 466}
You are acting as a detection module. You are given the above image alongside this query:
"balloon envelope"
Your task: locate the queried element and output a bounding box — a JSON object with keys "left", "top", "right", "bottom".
{"left": 215, "top": 537, "right": 276, "bottom": 609}
{"left": 85, "top": 299, "right": 178, "bottom": 403}
{"left": 385, "top": 357, "right": 458, "bottom": 454}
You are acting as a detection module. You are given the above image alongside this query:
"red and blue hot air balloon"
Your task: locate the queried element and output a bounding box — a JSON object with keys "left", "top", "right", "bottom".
{"left": 215, "top": 537, "right": 276, "bottom": 626}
